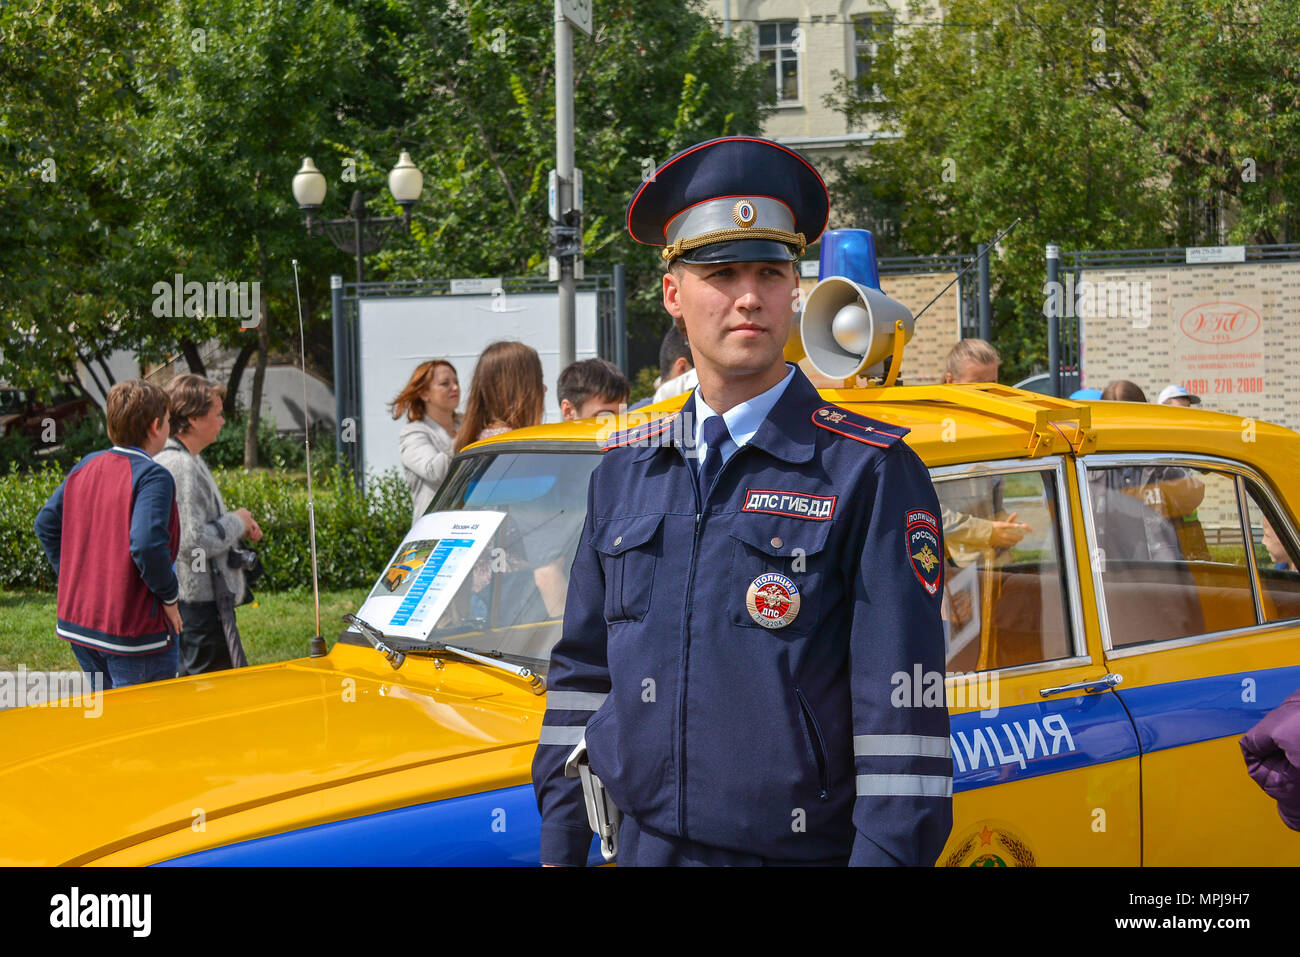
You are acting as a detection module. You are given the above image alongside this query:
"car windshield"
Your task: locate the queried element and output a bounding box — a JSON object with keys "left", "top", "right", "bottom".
{"left": 406, "top": 446, "right": 601, "bottom": 666}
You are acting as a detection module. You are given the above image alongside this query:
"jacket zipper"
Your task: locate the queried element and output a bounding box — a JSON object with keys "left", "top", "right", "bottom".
{"left": 795, "top": 686, "right": 830, "bottom": 800}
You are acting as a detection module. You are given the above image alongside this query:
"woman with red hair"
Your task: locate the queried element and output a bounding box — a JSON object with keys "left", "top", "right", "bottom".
{"left": 391, "top": 359, "right": 460, "bottom": 524}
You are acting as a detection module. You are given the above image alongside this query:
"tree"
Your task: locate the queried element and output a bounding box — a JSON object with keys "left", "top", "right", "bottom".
{"left": 0, "top": 0, "right": 160, "bottom": 400}
{"left": 2, "top": 0, "right": 768, "bottom": 441}
{"left": 826, "top": 0, "right": 1300, "bottom": 382}
{"left": 132, "top": 0, "right": 364, "bottom": 465}
{"left": 369, "top": 0, "right": 768, "bottom": 337}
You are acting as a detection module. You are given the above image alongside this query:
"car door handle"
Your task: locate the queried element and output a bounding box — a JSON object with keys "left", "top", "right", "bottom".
{"left": 1039, "top": 673, "right": 1123, "bottom": 698}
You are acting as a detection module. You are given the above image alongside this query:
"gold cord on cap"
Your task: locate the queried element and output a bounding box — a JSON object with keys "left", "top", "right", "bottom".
{"left": 661, "top": 227, "right": 807, "bottom": 262}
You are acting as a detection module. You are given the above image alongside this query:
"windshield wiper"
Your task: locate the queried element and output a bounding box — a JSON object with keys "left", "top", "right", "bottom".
{"left": 342, "top": 615, "right": 546, "bottom": 695}
{"left": 343, "top": 614, "right": 407, "bottom": 669}
{"left": 430, "top": 642, "right": 546, "bottom": 695}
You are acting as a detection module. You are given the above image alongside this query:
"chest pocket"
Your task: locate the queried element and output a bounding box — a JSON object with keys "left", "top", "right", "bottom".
{"left": 728, "top": 517, "right": 834, "bottom": 633}
{"left": 592, "top": 514, "right": 664, "bottom": 624}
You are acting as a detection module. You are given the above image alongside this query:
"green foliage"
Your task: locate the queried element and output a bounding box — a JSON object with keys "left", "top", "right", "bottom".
{"left": 0, "top": 0, "right": 156, "bottom": 395}
{"left": 0, "top": 462, "right": 408, "bottom": 592}
{"left": 0, "top": 434, "right": 36, "bottom": 474}
{"left": 629, "top": 365, "right": 659, "bottom": 403}
{"left": 215, "top": 466, "right": 410, "bottom": 590}
{"left": 2, "top": 0, "right": 767, "bottom": 410}
{"left": 0, "top": 464, "right": 65, "bottom": 590}
{"left": 0, "top": 586, "right": 372, "bottom": 670}
{"left": 130, "top": 0, "right": 362, "bottom": 349}
{"left": 826, "top": 0, "right": 1300, "bottom": 383}
{"left": 371, "top": 0, "right": 769, "bottom": 339}
{"left": 202, "top": 413, "right": 323, "bottom": 472}
{"left": 43, "top": 408, "right": 109, "bottom": 471}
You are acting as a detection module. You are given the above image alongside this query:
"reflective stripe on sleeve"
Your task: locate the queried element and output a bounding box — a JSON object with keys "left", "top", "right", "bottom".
{"left": 537, "top": 725, "right": 586, "bottom": 746}
{"left": 853, "top": 734, "right": 950, "bottom": 758}
{"left": 546, "top": 691, "right": 608, "bottom": 711}
{"left": 855, "top": 773, "right": 953, "bottom": 797}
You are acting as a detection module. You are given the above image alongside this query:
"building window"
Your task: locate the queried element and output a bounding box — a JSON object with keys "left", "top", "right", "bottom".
{"left": 758, "top": 21, "right": 801, "bottom": 105}
{"left": 853, "top": 12, "right": 895, "bottom": 96}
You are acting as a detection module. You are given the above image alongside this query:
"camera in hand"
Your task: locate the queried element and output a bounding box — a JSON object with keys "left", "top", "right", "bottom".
{"left": 227, "top": 546, "right": 265, "bottom": 585}
{"left": 226, "top": 545, "right": 265, "bottom": 607}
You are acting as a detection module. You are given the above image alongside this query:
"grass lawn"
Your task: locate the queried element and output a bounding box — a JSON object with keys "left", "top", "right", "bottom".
{"left": 0, "top": 587, "right": 371, "bottom": 672}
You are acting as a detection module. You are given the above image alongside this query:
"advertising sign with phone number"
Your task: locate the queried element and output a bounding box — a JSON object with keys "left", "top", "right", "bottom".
{"left": 1169, "top": 295, "right": 1265, "bottom": 398}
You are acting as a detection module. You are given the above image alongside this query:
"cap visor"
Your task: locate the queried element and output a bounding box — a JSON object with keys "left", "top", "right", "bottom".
{"left": 679, "top": 239, "right": 799, "bottom": 264}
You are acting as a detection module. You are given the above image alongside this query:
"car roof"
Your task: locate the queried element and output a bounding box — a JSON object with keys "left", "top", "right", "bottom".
{"left": 462, "top": 383, "right": 1300, "bottom": 499}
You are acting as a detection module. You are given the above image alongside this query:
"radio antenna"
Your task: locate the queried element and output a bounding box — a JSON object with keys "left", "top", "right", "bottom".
{"left": 911, "top": 218, "right": 1022, "bottom": 326}
{"left": 291, "top": 258, "right": 326, "bottom": 657}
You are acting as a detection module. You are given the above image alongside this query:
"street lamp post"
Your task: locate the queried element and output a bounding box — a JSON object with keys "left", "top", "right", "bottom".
{"left": 292, "top": 153, "right": 424, "bottom": 479}
{"left": 292, "top": 152, "right": 424, "bottom": 283}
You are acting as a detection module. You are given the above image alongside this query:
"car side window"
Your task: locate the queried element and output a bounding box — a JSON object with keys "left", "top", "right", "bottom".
{"left": 933, "top": 466, "right": 1074, "bottom": 672}
{"left": 1085, "top": 463, "right": 1258, "bottom": 648}
{"left": 1243, "top": 481, "right": 1300, "bottom": 624}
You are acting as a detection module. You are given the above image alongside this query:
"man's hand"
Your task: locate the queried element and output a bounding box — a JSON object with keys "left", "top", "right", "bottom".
{"left": 989, "top": 512, "right": 1031, "bottom": 549}
{"left": 163, "top": 601, "right": 183, "bottom": 636}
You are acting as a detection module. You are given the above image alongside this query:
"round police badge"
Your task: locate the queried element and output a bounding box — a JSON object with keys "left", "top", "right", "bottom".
{"left": 746, "top": 573, "right": 801, "bottom": 629}
{"left": 732, "top": 199, "right": 757, "bottom": 228}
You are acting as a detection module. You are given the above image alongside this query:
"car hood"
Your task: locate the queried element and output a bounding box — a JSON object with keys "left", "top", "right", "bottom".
{"left": 0, "top": 644, "right": 545, "bottom": 865}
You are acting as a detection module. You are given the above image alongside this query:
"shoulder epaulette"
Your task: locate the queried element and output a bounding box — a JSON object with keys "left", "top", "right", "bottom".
{"left": 811, "top": 405, "right": 909, "bottom": 449}
{"left": 601, "top": 412, "right": 680, "bottom": 451}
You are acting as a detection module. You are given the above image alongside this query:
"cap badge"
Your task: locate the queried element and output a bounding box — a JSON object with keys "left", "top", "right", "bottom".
{"left": 732, "top": 200, "right": 757, "bottom": 228}
{"left": 746, "top": 572, "right": 801, "bottom": 629}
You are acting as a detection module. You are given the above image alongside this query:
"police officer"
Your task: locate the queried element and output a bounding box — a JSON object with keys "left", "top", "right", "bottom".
{"left": 532, "top": 137, "right": 952, "bottom": 866}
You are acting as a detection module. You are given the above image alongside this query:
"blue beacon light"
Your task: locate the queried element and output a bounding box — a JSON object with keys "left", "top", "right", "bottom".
{"left": 817, "top": 228, "right": 881, "bottom": 288}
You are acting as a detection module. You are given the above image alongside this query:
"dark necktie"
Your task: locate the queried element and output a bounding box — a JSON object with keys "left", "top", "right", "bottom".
{"left": 698, "top": 415, "right": 732, "bottom": 503}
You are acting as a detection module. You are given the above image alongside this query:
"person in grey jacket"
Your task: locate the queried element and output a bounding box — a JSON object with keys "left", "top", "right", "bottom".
{"left": 154, "top": 374, "right": 263, "bottom": 675}
{"left": 391, "top": 359, "right": 460, "bottom": 525}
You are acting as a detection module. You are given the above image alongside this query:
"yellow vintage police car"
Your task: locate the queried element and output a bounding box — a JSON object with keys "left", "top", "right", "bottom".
{"left": 4, "top": 266, "right": 1300, "bottom": 866}
{"left": 2, "top": 369, "right": 1297, "bottom": 866}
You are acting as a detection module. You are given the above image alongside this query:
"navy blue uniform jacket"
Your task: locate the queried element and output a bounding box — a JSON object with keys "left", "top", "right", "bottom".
{"left": 532, "top": 369, "right": 952, "bottom": 865}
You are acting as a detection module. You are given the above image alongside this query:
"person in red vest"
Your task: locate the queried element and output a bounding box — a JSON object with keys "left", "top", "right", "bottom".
{"left": 35, "top": 379, "right": 182, "bottom": 688}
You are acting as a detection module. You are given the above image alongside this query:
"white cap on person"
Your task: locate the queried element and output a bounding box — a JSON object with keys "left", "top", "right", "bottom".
{"left": 1157, "top": 384, "right": 1202, "bottom": 406}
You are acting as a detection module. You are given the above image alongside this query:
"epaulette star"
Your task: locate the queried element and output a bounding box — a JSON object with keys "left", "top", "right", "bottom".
{"left": 811, "top": 405, "right": 909, "bottom": 449}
